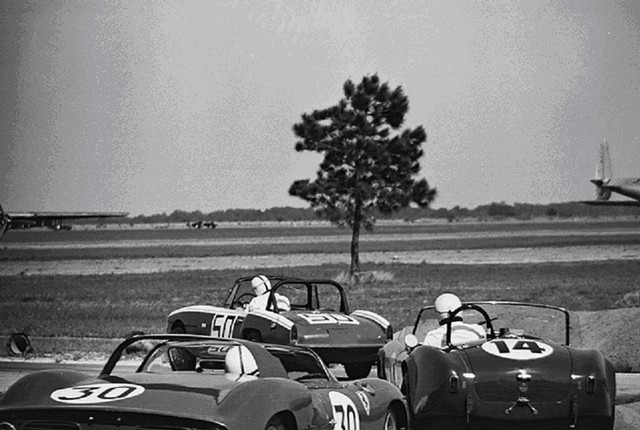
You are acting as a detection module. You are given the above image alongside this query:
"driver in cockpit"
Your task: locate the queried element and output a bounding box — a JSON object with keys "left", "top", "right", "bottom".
{"left": 246, "top": 275, "right": 290, "bottom": 312}
{"left": 424, "top": 293, "right": 485, "bottom": 348}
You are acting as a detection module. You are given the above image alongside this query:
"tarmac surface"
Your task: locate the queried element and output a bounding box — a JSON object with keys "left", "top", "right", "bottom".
{"left": 1, "top": 358, "right": 640, "bottom": 429}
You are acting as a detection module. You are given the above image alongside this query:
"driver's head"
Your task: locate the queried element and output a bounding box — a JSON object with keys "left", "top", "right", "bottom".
{"left": 434, "top": 293, "right": 462, "bottom": 320}
{"left": 225, "top": 344, "right": 259, "bottom": 381}
{"left": 251, "top": 275, "right": 271, "bottom": 296}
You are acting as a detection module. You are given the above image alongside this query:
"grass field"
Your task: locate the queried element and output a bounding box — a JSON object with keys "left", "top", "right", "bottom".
{"left": 1, "top": 219, "right": 639, "bottom": 358}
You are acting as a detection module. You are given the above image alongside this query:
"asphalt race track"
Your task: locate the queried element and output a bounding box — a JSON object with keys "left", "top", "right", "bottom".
{"left": 1, "top": 358, "right": 640, "bottom": 429}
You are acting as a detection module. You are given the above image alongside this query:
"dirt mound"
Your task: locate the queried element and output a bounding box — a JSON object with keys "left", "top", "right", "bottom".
{"left": 574, "top": 308, "right": 640, "bottom": 373}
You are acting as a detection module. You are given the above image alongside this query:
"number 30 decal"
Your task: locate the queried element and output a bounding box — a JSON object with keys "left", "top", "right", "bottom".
{"left": 329, "top": 392, "right": 360, "bottom": 430}
{"left": 482, "top": 339, "right": 553, "bottom": 360}
{"left": 51, "top": 383, "right": 145, "bottom": 404}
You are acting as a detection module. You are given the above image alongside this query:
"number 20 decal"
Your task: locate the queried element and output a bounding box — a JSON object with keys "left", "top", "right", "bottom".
{"left": 51, "top": 383, "right": 145, "bottom": 404}
{"left": 329, "top": 392, "right": 360, "bottom": 430}
{"left": 482, "top": 339, "right": 553, "bottom": 360}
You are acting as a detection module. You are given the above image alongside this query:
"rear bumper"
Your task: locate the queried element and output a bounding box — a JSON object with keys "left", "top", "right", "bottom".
{"left": 299, "top": 344, "right": 383, "bottom": 364}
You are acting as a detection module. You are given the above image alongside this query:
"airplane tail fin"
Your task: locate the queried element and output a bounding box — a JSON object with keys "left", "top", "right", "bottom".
{"left": 0, "top": 203, "right": 10, "bottom": 240}
{"left": 592, "top": 140, "right": 613, "bottom": 200}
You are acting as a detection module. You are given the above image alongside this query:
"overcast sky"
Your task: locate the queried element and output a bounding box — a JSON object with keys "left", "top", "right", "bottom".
{"left": 2, "top": 1, "right": 640, "bottom": 216}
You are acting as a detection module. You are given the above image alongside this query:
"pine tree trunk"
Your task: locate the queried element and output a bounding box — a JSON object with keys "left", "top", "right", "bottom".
{"left": 350, "top": 221, "right": 360, "bottom": 276}
{"left": 350, "top": 200, "right": 362, "bottom": 277}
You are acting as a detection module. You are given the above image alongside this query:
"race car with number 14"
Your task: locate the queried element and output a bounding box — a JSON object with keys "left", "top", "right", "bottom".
{"left": 377, "top": 301, "right": 616, "bottom": 430}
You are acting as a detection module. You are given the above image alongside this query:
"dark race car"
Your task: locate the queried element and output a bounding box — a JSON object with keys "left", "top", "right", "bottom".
{"left": 168, "top": 277, "right": 393, "bottom": 379}
{"left": 377, "top": 301, "right": 616, "bottom": 430}
{"left": 0, "top": 334, "right": 408, "bottom": 430}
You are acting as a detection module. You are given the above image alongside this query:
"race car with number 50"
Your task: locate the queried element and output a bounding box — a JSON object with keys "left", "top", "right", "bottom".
{"left": 377, "top": 301, "right": 616, "bottom": 430}
{"left": 0, "top": 334, "right": 409, "bottom": 430}
{"left": 167, "top": 277, "right": 393, "bottom": 379}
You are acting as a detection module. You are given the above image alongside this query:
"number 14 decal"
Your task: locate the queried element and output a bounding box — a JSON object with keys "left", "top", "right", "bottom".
{"left": 482, "top": 339, "right": 553, "bottom": 360}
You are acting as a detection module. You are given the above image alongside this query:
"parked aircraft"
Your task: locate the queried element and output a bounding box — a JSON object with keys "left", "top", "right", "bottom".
{"left": 581, "top": 140, "right": 640, "bottom": 206}
{"left": 0, "top": 203, "right": 128, "bottom": 240}
{"left": 187, "top": 220, "right": 217, "bottom": 229}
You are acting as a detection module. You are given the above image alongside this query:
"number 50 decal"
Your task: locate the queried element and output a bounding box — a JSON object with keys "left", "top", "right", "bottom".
{"left": 51, "top": 383, "right": 145, "bottom": 404}
{"left": 211, "top": 314, "right": 240, "bottom": 338}
{"left": 329, "top": 392, "right": 360, "bottom": 430}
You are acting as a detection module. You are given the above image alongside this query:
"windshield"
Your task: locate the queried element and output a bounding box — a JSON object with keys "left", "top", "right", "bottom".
{"left": 413, "top": 301, "right": 570, "bottom": 346}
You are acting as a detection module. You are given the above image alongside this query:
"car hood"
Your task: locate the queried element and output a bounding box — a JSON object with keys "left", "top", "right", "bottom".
{"left": 459, "top": 338, "right": 572, "bottom": 402}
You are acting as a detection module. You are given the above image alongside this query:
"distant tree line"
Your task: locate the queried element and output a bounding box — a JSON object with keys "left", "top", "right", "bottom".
{"left": 102, "top": 201, "right": 638, "bottom": 226}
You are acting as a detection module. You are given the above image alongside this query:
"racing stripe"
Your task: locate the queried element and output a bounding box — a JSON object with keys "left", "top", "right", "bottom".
{"left": 250, "top": 310, "right": 294, "bottom": 330}
{"left": 351, "top": 310, "right": 390, "bottom": 328}
{"left": 168, "top": 305, "right": 245, "bottom": 317}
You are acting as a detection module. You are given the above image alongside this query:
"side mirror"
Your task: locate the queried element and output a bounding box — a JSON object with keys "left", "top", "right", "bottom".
{"left": 404, "top": 334, "right": 419, "bottom": 350}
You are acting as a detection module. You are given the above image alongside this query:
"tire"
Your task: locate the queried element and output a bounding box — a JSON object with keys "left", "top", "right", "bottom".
{"left": 344, "top": 361, "right": 372, "bottom": 379}
{"left": 265, "top": 415, "right": 287, "bottom": 430}
{"left": 170, "top": 323, "right": 186, "bottom": 334}
{"left": 244, "top": 330, "right": 262, "bottom": 342}
{"left": 383, "top": 407, "right": 399, "bottom": 430}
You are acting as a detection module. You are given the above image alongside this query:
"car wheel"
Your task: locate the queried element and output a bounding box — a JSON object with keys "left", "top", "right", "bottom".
{"left": 170, "top": 323, "right": 186, "bottom": 334}
{"left": 344, "top": 361, "right": 372, "bottom": 379}
{"left": 265, "top": 415, "right": 286, "bottom": 430}
{"left": 245, "top": 330, "right": 262, "bottom": 342}
{"left": 383, "top": 407, "right": 398, "bottom": 430}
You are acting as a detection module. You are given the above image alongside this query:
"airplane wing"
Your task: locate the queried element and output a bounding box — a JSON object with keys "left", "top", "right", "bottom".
{"left": 6, "top": 211, "right": 129, "bottom": 220}
{"left": 0, "top": 204, "right": 128, "bottom": 239}
{"left": 578, "top": 200, "right": 640, "bottom": 207}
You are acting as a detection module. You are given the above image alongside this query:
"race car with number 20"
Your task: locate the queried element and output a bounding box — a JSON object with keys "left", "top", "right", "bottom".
{"left": 168, "top": 277, "right": 392, "bottom": 379}
{"left": 0, "top": 334, "right": 408, "bottom": 430}
{"left": 377, "top": 301, "right": 616, "bottom": 430}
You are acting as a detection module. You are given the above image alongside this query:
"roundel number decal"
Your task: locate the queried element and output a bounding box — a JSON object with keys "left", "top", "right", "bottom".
{"left": 329, "top": 391, "right": 360, "bottom": 430}
{"left": 482, "top": 339, "right": 553, "bottom": 360}
{"left": 51, "top": 383, "right": 145, "bottom": 404}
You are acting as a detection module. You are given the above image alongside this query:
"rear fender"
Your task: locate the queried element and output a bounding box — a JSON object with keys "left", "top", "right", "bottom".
{"left": 217, "top": 378, "right": 316, "bottom": 429}
{"left": 0, "top": 370, "right": 90, "bottom": 406}
{"left": 242, "top": 312, "right": 293, "bottom": 344}
{"left": 569, "top": 348, "right": 616, "bottom": 417}
{"left": 404, "top": 346, "right": 467, "bottom": 418}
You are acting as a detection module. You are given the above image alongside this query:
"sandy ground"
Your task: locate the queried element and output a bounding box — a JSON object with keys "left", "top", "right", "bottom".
{"left": 2, "top": 244, "right": 640, "bottom": 276}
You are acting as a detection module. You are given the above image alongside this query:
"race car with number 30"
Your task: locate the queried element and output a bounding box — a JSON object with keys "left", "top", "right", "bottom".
{"left": 377, "top": 301, "right": 616, "bottom": 430}
{"left": 0, "top": 334, "right": 408, "bottom": 430}
{"left": 168, "top": 277, "right": 392, "bottom": 379}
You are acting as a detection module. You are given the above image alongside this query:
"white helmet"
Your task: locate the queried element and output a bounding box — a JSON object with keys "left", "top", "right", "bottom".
{"left": 434, "top": 293, "right": 462, "bottom": 318}
{"left": 225, "top": 345, "right": 259, "bottom": 381}
{"left": 251, "top": 275, "right": 271, "bottom": 296}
